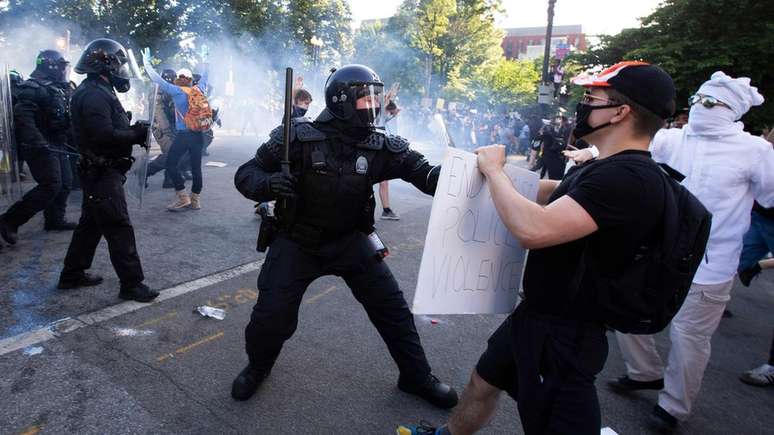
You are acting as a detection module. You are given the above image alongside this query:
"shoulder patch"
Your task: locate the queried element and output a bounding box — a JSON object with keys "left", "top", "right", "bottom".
{"left": 385, "top": 134, "right": 410, "bottom": 153}
{"left": 269, "top": 124, "right": 295, "bottom": 145}
{"left": 291, "top": 117, "right": 313, "bottom": 125}
{"left": 357, "top": 132, "right": 385, "bottom": 150}
{"left": 19, "top": 80, "right": 41, "bottom": 90}
{"left": 295, "top": 122, "right": 326, "bottom": 142}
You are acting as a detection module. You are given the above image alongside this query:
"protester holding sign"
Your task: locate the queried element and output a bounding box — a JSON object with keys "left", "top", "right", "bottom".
{"left": 399, "top": 61, "right": 683, "bottom": 435}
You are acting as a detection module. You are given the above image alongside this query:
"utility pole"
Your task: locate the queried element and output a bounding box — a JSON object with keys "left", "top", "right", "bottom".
{"left": 542, "top": 0, "right": 557, "bottom": 84}
{"left": 537, "top": 0, "right": 557, "bottom": 107}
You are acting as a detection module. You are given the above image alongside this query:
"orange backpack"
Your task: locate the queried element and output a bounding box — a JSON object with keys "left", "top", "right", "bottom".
{"left": 177, "top": 86, "right": 213, "bottom": 132}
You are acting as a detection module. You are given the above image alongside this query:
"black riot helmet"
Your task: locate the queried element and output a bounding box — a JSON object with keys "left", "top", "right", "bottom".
{"left": 161, "top": 69, "right": 177, "bottom": 84}
{"left": 74, "top": 38, "right": 133, "bottom": 93}
{"left": 9, "top": 69, "right": 24, "bottom": 86}
{"left": 33, "top": 50, "right": 69, "bottom": 83}
{"left": 324, "top": 64, "right": 384, "bottom": 129}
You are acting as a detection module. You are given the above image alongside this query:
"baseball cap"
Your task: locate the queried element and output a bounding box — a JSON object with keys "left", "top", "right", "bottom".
{"left": 177, "top": 68, "right": 193, "bottom": 79}
{"left": 573, "top": 61, "right": 676, "bottom": 119}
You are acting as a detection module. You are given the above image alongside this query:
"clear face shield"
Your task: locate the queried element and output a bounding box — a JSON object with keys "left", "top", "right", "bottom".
{"left": 353, "top": 83, "right": 385, "bottom": 129}
{"left": 126, "top": 49, "right": 144, "bottom": 81}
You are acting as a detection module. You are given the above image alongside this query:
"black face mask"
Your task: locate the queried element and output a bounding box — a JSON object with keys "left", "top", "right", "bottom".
{"left": 573, "top": 102, "right": 621, "bottom": 139}
{"left": 355, "top": 107, "right": 380, "bottom": 128}
{"left": 110, "top": 75, "right": 131, "bottom": 93}
{"left": 292, "top": 105, "right": 308, "bottom": 118}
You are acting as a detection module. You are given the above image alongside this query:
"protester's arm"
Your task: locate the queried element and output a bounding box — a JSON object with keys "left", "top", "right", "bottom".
{"left": 648, "top": 128, "right": 674, "bottom": 163}
{"left": 750, "top": 141, "right": 774, "bottom": 207}
{"left": 197, "top": 64, "right": 209, "bottom": 92}
{"left": 563, "top": 146, "right": 597, "bottom": 163}
{"left": 537, "top": 180, "right": 560, "bottom": 205}
{"left": 477, "top": 145, "right": 598, "bottom": 249}
{"left": 144, "top": 59, "right": 183, "bottom": 97}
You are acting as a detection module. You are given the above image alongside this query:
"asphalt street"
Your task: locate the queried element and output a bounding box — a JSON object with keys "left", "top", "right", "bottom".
{"left": 1, "top": 135, "right": 772, "bottom": 434}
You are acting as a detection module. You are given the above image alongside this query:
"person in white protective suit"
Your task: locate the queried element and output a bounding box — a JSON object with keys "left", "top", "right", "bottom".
{"left": 609, "top": 72, "right": 774, "bottom": 432}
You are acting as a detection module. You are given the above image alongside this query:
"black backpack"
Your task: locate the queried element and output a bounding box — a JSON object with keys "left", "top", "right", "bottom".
{"left": 569, "top": 153, "right": 712, "bottom": 334}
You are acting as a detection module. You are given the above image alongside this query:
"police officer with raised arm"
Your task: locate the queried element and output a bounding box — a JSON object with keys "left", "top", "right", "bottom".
{"left": 231, "top": 65, "right": 457, "bottom": 409}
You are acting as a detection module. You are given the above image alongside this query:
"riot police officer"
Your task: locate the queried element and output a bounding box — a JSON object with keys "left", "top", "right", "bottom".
{"left": 231, "top": 65, "right": 457, "bottom": 409}
{"left": 56, "top": 38, "right": 158, "bottom": 303}
{"left": 0, "top": 50, "right": 77, "bottom": 245}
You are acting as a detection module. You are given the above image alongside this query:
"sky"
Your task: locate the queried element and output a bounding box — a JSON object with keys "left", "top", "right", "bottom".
{"left": 349, "top": 0, "right": 666, "bottom": 36}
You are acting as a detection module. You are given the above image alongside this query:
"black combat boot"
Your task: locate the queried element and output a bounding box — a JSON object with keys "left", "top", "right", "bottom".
{"left": 119, "top": 283, "right": 159, "bottom": 303}
{"left": 738, "top": 263, "right": 762, "bottom": 287}
{"left": 608, "top": 375, "right": 664, "bottom": 392}
{"left": 231, "top": 365, "right": 271, "bottom": 401}
{"left": 398, "top": 374, "right": 458, "bottom": 409}
{"left": 57, "top": 272, "right": 104, "bottom": 289}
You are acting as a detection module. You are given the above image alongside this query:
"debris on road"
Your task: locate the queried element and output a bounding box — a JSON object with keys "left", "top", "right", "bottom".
{"left": 111, "top": 328, "right": 154, "bottom": 337}
{"left": 23, "top": 346, "right": 44, "bottom": 356}
{"left": 194, "top": 305, "right": 226, "bottom": 320}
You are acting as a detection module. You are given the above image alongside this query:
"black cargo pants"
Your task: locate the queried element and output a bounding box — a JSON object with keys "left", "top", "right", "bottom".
{"left": 3, "top": 147, "right": 72, "bottom": 227}
{"left": 244, "top": 232, "right": 432, "bottom": 382}
{"left": 61, "top": 166, "right": 144, "bottom": 289}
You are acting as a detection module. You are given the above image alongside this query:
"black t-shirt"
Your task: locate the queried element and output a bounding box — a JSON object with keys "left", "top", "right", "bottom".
{"left": 522, "top": 150, "right": 666, "bottom": 321}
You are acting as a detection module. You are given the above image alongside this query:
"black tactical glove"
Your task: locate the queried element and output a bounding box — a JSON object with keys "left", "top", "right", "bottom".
{"left": 131, "top": 121, "right": 150, "bottom": 148}
{"left": 266, "top": 172, "right": 297, "bottom": 199}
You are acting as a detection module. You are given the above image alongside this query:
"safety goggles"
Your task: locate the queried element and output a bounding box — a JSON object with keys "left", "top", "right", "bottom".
{"left": 689, "top": 94, "right": 731, "bottom": 109}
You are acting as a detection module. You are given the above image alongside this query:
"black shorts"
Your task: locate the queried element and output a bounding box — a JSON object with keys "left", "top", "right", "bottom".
{"left": 476, "top": 314, "right": 520, "bottom": 399}
{"left": 475, "top": 305, "right": 609, "bottom": 435}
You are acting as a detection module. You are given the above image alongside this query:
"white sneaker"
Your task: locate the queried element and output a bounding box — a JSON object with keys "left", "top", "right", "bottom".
{"left": 740, "top": 363, "right": 774, "bottom": 386}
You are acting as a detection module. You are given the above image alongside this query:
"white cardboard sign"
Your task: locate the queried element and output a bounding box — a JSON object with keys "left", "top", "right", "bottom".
{"left": 412, "top": 148, "right": 540, "bottom": 315}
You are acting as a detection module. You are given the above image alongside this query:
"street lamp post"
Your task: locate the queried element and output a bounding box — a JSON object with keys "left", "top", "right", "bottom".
{"left": 537, "top": 0, "right": 557, "bottom": 108}
{"left": 310, "top": 36, "right": 324, "bottom": 93}
{"left": 541, "top": 0, "right": 557, "bottom": 85}
{"left": 55, "top": 30, "right": 71, "bottom": 58}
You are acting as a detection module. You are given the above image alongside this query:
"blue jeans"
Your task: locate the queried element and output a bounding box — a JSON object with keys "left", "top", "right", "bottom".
{"left": 738, "top": 210, "right": 774, "bottom": 271}
{"left": 166, "top": 131, "right": 204, "bottom": 194}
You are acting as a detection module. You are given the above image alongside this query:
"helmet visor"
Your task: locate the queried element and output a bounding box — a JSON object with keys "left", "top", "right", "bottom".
{"left": 126, "top": 49, "right": 144, "bottom": 81}
{"left": 112, "top": 49, "right": 134, "bottom": 80}
{"left": 352, "top": 83, "right": 384, "bottom": 128}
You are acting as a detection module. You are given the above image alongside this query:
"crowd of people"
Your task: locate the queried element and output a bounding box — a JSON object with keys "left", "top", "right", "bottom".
{"left": 0, "top": 36, "right": 773, "bottom": 435}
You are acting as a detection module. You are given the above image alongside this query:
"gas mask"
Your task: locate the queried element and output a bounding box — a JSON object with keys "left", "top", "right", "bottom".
{"left": 110, "top": 75, "right": 131, "bottom": 93}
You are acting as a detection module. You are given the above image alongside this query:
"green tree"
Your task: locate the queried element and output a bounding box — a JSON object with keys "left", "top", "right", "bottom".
{"left": 469, "top": 58, "right": 540, "bottom": 108}
{"left": 437, "top": 0, "right": 502, "bottom": 88}
{"left": 410, "top": 0, "right": 455, "bottom": 96}
{"left": 572, "top": 0, "right": 774, "bottom": 132}
{"left": 351, "top": 16, "right": 425, "bottom": 100}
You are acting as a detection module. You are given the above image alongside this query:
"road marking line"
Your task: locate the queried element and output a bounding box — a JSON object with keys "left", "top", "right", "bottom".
{"left": 157, "top": 331, "right": 225, "bottom": 363}
{"left": 135, "top": 311, "right": 178, "bottom": 328}
{"left": 304, "top": 285, "right": 337, "bottom": 305}
{"left": 18, "top": 425, "right": 41, "bottom": 435}
{"left": 0, "top": 260, "right": 263, "bottom": 357}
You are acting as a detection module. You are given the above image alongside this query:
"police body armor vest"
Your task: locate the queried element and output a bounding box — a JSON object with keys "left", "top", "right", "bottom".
{"left": 292, "top": 134, "right": 379, "bottom": 243}
{"left": 25, "top": 78, "right": 71, "bottom": 134}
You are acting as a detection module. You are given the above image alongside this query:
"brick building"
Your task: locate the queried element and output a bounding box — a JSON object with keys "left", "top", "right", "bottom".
{"left": 501, "top": 25, "right": 587, "bottom": 60}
